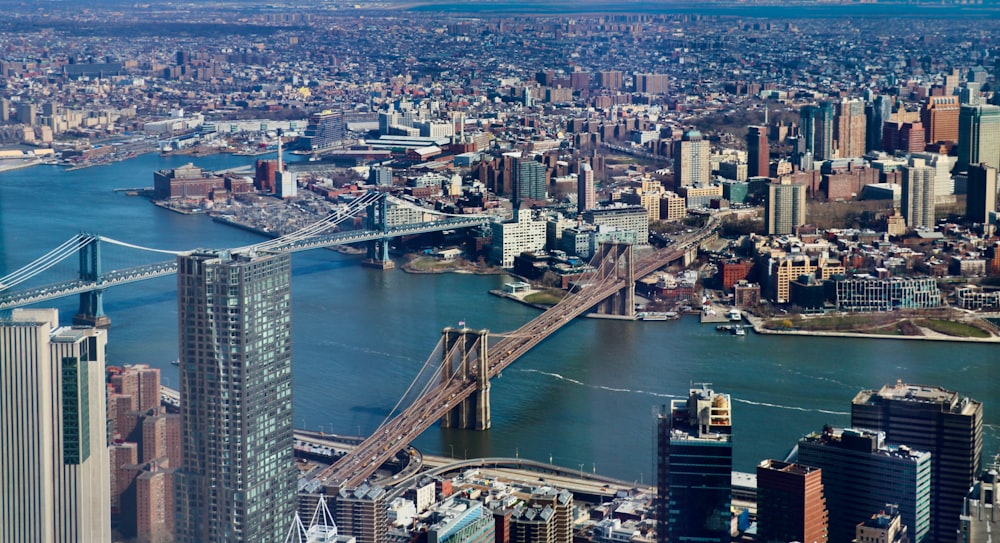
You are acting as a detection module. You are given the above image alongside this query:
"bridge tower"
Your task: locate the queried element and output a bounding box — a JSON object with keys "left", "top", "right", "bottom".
{"left": 595, "top": 242, "right": 635, "bottom": 318}
{"left": 361, "top": 191, "right": 395, "bottom": 270}
{"left": 73, "top": 235, "right": 111, "bottom": 327}
{"left": 439, "top": 327, "right": 490, "bottom": 431}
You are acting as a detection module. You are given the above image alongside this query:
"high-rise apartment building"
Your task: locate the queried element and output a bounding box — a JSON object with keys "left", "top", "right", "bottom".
{"left": 301, "top": 110, "right": 345, "bottom": 150}
{"left": 1, "top": 308, "right": 111, "bottom": 543}
{"left": 174, "top": 250, "right": 297, "bottom": 543}
{"left": 835, "top": 98, "right": 867, "bottom": 158}
{"left": 336, "top": 485, "right": 388, "bottom": 543}
{"left": 656, "top": 385, "right": 732, "bottom": 543}
{"left": 852, "top": 382, "right": 983, "bottom": 543}
{"left": 747, "top": 126, "right": 769, "bottom": 178}
{"left": 16, "top": 101, "right": 37, "bottom": 125}
{"left": 516, "top": 158, "right": 547, "bottom": 203}
{"left": 958, "top": 104, "right": 1000, "bottom": 171}
{"left": 802, "top": 102, "right": 836, "bottom": 160}
{"left": 636, "top": 73, "right": 669, "bottom": 94}
{"left": 921, "top": 96, "right": 961, "bottom": 144}
{"left": 673, "top": 130, "right": 710, "bottom": 187}
{"left": 901, "top": 158, "right": 936, "bottom": 229}
{"left": 577, "top": 162, "right": 596, "bottom": 213}
{"left": 492, "top": 208, "right": 548, "bottom": 268}
{"left": 765, "top": 179, "right": 806, "bottom": 235}
{"left": 755, "top": 460, "right": 828, "bottom": 543}
{"left": 598, "top": 70, "right": 623, "bottom": 91}
{"left": 966, "top": 163, "right": 997, "bottom": 223}
{"left": 797, "top": 427, "right": 931, "bottom": 543}
{"left": 866, "top": 95, "right": 892, "bottom": 152}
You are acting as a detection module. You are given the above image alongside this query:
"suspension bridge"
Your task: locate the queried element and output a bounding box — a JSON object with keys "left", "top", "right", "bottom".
{"left": 2, "top": 189, "right": 722, "bottom": 492}
{"left": 315, "top": 214, "right": 723, "bottom": 490}
{"left": 0, "top": 191, "right": 490, "bottom": 323}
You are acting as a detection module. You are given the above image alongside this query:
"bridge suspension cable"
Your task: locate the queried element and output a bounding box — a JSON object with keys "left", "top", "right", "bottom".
{"left": 97, "top": 236, "right": 191, "bottom": 255}
{"left": 376, "top": 338, "right": 448, "bottom": 431}
{"left": 0, "top": 233, "right": 94, "bottom": 291}
{"left": 239, "top": 191, "right": 382, "bottom": 252}
{"left": 374, "top": 335, "right": 480, "bottom": 432}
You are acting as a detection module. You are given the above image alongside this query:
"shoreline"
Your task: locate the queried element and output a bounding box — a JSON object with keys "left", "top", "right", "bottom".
{"left": 745, "top": 316, "right": 1000, "bottom": 344}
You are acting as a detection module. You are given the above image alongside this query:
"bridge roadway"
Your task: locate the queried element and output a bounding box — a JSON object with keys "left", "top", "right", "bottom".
{"left": 318, "top": 215, "right": 725, "bottom": 490}
{"left": 0, "top": 217, "right": 489, "bottom": 310}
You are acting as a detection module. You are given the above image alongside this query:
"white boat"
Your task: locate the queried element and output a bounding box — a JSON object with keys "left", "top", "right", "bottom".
{"left": 731, "top": 325, "right": 746, "bottom": 336}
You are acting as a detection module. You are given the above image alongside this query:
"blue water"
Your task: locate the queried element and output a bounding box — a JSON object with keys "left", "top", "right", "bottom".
{"left": 1, "top": 154, "right": 997, "bottom": 481}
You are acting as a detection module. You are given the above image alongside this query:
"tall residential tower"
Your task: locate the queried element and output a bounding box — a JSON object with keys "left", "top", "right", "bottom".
{"left": 174, "top": 250, "right": 297, "bottom": 543}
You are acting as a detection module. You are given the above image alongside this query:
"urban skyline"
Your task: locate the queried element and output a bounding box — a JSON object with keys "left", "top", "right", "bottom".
{"left": 1, "top": 1, "right": 1000, "bottom": 542}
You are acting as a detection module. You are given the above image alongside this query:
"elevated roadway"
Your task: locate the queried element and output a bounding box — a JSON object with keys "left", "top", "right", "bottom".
{"left": 318, "top": 215, "right": 726, "bottom": 490}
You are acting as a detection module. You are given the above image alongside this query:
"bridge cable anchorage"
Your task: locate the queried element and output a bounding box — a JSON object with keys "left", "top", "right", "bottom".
{"left": 96, "top": 235, "right": 191, "bottom": 255}
{"left": 235, "top": 192, "right": 377, "bottom": 252}
{"left": 0, "top": 233, "right": 94, "bottom": 291}
{"left": 384, "top": 194, "right": 493, "bottom": 220}
{"left": 238, "top": 191, "right": 381, "bottom": 253}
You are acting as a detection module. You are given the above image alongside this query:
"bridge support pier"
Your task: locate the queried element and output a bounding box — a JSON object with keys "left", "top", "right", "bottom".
{"left": 361, "top": 192, "right": 395, "bottom": 269}
{"left": 439, "top": 327, "right": 490, "bottom": 431}
{"left": 595, "top": 243, "right": 635, "bottom": 318}
{"left": 361, "top": 239, "right": 394, "bottom": 270}
{"left": 73, "top": 236, "right": 110, "bottom": 327}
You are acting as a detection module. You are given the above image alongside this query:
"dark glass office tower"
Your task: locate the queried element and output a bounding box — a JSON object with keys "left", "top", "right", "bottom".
{"left": 852, "top": 382, "right": 983, "bottom": 543}
{"left": 657, "top": 385, "right": 733, "bottom": 543}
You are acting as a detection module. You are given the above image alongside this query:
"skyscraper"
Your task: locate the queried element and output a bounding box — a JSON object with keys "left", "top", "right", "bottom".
{"left": 765, "top": 179, "right": 806, "bottom": 235}
{"left": 673, "top": 130, "right": 710, "bottom": 187}
{"left": 805, "top": 102, "right": 835, "bottom": 160}
{"left": 901, "top": 158, "right": 936, "bottom": 229}
{"left": 577, "top": 162, "right": 596, "bottom": 213}
{"left": 835, "top": 98, "right": 867, "bottom": 158}
{"left": 175, "top": 250, "right": 297, "bottom": 543}
{"left": 852, "top": 382, "right": 983, "bottom": 543}
{"left": 958, "top": 104, "right": 1000, "bottom": 171}
{"left": 516, "top": 158, "right": 547, "bottom": 204}
{"left": 656, "top": 385, "right": 732, "bottom": 543}
{"left": 866, "top": 95, "right": 892, "bottom": 152}
{"left": 1, "top": 308, "right": 111, "bottom": 543}
{"left": 746, "top": 125, "right": 769, "bottom": 178}
{"left": 921, "top": 96, "right": 961, "bottom": 145}
{"left": 966, "top": 163, "right": 997, "bottom": 224}
{"left": 755, "top": 460, "right": 828, "bottom": 543}
{"left": 797, "top": 427, "right": 931, "bottom": 543}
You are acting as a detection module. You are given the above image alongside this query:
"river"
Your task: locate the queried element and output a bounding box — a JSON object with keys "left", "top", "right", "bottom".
{"left": 1, "top": 152, "right": 997, "bottom": 482}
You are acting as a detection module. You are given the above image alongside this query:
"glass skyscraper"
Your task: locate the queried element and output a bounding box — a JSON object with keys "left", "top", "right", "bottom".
{"left": 174, "top": 250, "right": 296, "bottom": 543}
{"left": 657, "top": 385, "right": 733, "bottom": 543}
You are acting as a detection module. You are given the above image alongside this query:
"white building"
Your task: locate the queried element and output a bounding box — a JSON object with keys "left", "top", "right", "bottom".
{"left": 1, "top": 308, "right": 112, "bottom": 543}
{"left": 492, "top": 208, "right": 547, "bottom": 267}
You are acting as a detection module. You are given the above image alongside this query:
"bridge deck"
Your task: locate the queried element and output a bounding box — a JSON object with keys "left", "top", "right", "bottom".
{"left": 316, "top": 217, "right": 724, "bottom": 489}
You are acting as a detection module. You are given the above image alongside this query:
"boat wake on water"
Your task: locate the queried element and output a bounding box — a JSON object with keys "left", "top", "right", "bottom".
{"left": 732, "top": 398, "right": 848, "bottom": 416}
{"left": 520, "top": 369, "right": 685, "bottom": 398}
{"left": 319, "top": 339, "right": 421, "bottom": 363}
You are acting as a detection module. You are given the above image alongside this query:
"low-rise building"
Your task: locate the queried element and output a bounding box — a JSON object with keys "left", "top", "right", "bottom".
{"left": 835, "top": 277, "right": 941, "bottom": 312}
